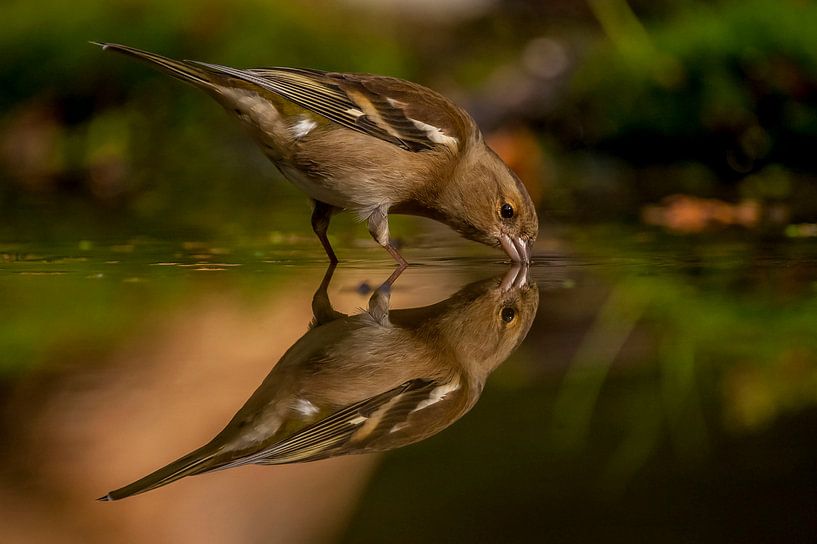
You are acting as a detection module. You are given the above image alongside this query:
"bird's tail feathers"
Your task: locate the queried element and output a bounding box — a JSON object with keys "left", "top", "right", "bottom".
{"left": 92, "top": 42, "right": 218, "bottom": 90}
{"left": 98, "top": 444, "right": 220, "bottom": 501}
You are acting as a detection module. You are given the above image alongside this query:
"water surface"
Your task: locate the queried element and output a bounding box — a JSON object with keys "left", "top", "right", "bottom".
{"left": 1, "top": 233, "right": 816, "bottom": 543}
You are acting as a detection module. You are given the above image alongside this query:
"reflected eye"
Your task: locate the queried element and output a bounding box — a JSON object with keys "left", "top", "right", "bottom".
{"left": 501, "top": 307, "right": 516, "bottom": 323}
{"left": 500, "top": 203, "right": 514, "bottom": 219}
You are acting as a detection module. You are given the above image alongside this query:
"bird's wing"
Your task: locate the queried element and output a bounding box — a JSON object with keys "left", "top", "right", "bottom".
{"left": 215, "top": 378, "right": 447, "bottom": 468}
{"left": 190, "top": 62, "right": 473, "bottom": 152}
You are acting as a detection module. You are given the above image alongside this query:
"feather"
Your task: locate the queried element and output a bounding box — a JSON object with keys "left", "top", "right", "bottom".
{"left": 188, "top": 62, "right": 467, "bottom": 152}
{"left": 216, "top": 378, "right": 438, "bottom": 468}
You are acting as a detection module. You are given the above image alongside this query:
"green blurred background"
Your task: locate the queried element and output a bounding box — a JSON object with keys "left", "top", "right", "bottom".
{"left": 4, "top": 0, "right": 817, "bottom": 240}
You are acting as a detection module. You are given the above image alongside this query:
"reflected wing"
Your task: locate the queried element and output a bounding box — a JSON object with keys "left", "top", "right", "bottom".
{"left": 216, "top": 378, "right": 444, "bottom": 468}
{"left": 190, "top": 61, "right": 472, "bottom": 152}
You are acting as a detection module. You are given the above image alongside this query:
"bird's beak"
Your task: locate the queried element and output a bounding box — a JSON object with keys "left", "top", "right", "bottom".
{"left": 499, "top": 234, "right": 532, "bottom": 264}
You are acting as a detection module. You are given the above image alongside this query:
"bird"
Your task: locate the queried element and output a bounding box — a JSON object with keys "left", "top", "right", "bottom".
{"left": 93, "top": 43, "right": 538, "bottom": 266}
{"left": 98, "top": 264, "right": 538, "bottom": 500}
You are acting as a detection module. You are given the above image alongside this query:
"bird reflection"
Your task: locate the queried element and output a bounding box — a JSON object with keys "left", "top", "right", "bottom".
{"left": 101, "top": 264, "right": 538, "bottom": 500}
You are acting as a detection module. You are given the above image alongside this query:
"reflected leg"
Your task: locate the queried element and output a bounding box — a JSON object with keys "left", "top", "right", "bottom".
{"left": 367, "top": 262, "right": 406, "bottom": 326}
{"left": 310, "top": 262, "right": 346, "bottom": 328}
{"left": 311, "top": 200, "right": 339, "bottom": 264}
{"left": 367, "top": 206, "right": 408, "bottom": 269}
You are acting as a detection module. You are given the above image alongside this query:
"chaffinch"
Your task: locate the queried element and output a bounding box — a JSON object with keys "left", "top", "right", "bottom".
{"left": 99, "top": 264, "right": 538, "bottom": 500}
{"left": 94, "top": 43, "right": 538, "bottom": 265}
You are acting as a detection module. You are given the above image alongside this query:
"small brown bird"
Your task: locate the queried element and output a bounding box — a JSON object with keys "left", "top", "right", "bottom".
{"left": 99, "top": 264, "right": 537, "bottom": 500}
{"left": 94, "top": 43, "right": 538, "bottom": 265}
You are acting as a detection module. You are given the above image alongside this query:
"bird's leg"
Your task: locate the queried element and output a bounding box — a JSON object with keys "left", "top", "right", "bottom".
{"left": 367, "top": 206, "right": 408, "bottom": 269}
{"left": 310, "top": 262, "right": 346, "bottom": 328}
{"left": 311, "top": 200, "right": 339, "bottom": 264}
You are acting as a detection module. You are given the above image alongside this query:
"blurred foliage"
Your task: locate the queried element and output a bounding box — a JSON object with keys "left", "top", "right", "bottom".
{"left": 0, "top": 0, "right": 413, "bottom": 240}
{"left": 568, "top": 227, "right": 817, "bottom": 431}
{"left": 2, "top": 0, "right": 817, "bottom": 238}
{"left": 562, "top": 0, "right": 817, "bottom": 174}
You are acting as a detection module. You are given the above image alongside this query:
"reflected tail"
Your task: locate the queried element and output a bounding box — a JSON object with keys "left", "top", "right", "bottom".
{"left": 98, "top": 444, "right": 218, "bottom": 501}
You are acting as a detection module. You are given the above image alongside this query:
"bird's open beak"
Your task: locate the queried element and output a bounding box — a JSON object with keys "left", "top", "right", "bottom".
{"left": 499, "top": 234, "right": 532, "bottom": 264}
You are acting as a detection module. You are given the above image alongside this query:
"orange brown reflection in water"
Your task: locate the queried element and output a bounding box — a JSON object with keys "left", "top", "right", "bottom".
{"left": 3, "top": 264, "right": 522, "bottom": 543}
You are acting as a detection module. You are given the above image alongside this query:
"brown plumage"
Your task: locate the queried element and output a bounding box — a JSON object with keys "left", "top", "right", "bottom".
{"left": 98, "top": 264, "right": 538, "bottom": 500}
{"left": 94, "top": 43, "right": 538, "bottom": 265}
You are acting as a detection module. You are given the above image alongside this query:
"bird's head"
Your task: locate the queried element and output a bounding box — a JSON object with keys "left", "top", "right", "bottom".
{"left": 440, "top": 144, "right": 539, "bottom": 263}
{"left": 419, "top": 265, "right": 538, "bottom": 379}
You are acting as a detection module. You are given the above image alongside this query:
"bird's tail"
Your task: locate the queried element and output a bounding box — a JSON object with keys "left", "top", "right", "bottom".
{"left": 91, "top": 42, "right": 219, "bottom": 90}
{"left": 98, "top": 444, "right": 219, "bottom": 501}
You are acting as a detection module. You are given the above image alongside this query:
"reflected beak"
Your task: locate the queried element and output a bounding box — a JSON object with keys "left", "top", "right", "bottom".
{"left": 499, "top": 234, "right": 532, "bottom": 264}
{"left": 500, "top": 263, "right": 529, "bottom": 292}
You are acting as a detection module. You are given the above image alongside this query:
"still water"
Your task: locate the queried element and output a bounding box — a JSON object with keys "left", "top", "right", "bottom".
{"left": 1, "top": 233, "right": 816, "bottom": 543}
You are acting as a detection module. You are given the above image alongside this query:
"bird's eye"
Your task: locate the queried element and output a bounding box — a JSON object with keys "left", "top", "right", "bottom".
{"left": 500, "top": 203, "right": 514, "bottom": 219}
{"left": 501, "top": 307, "right": 516, "bottom": 323}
